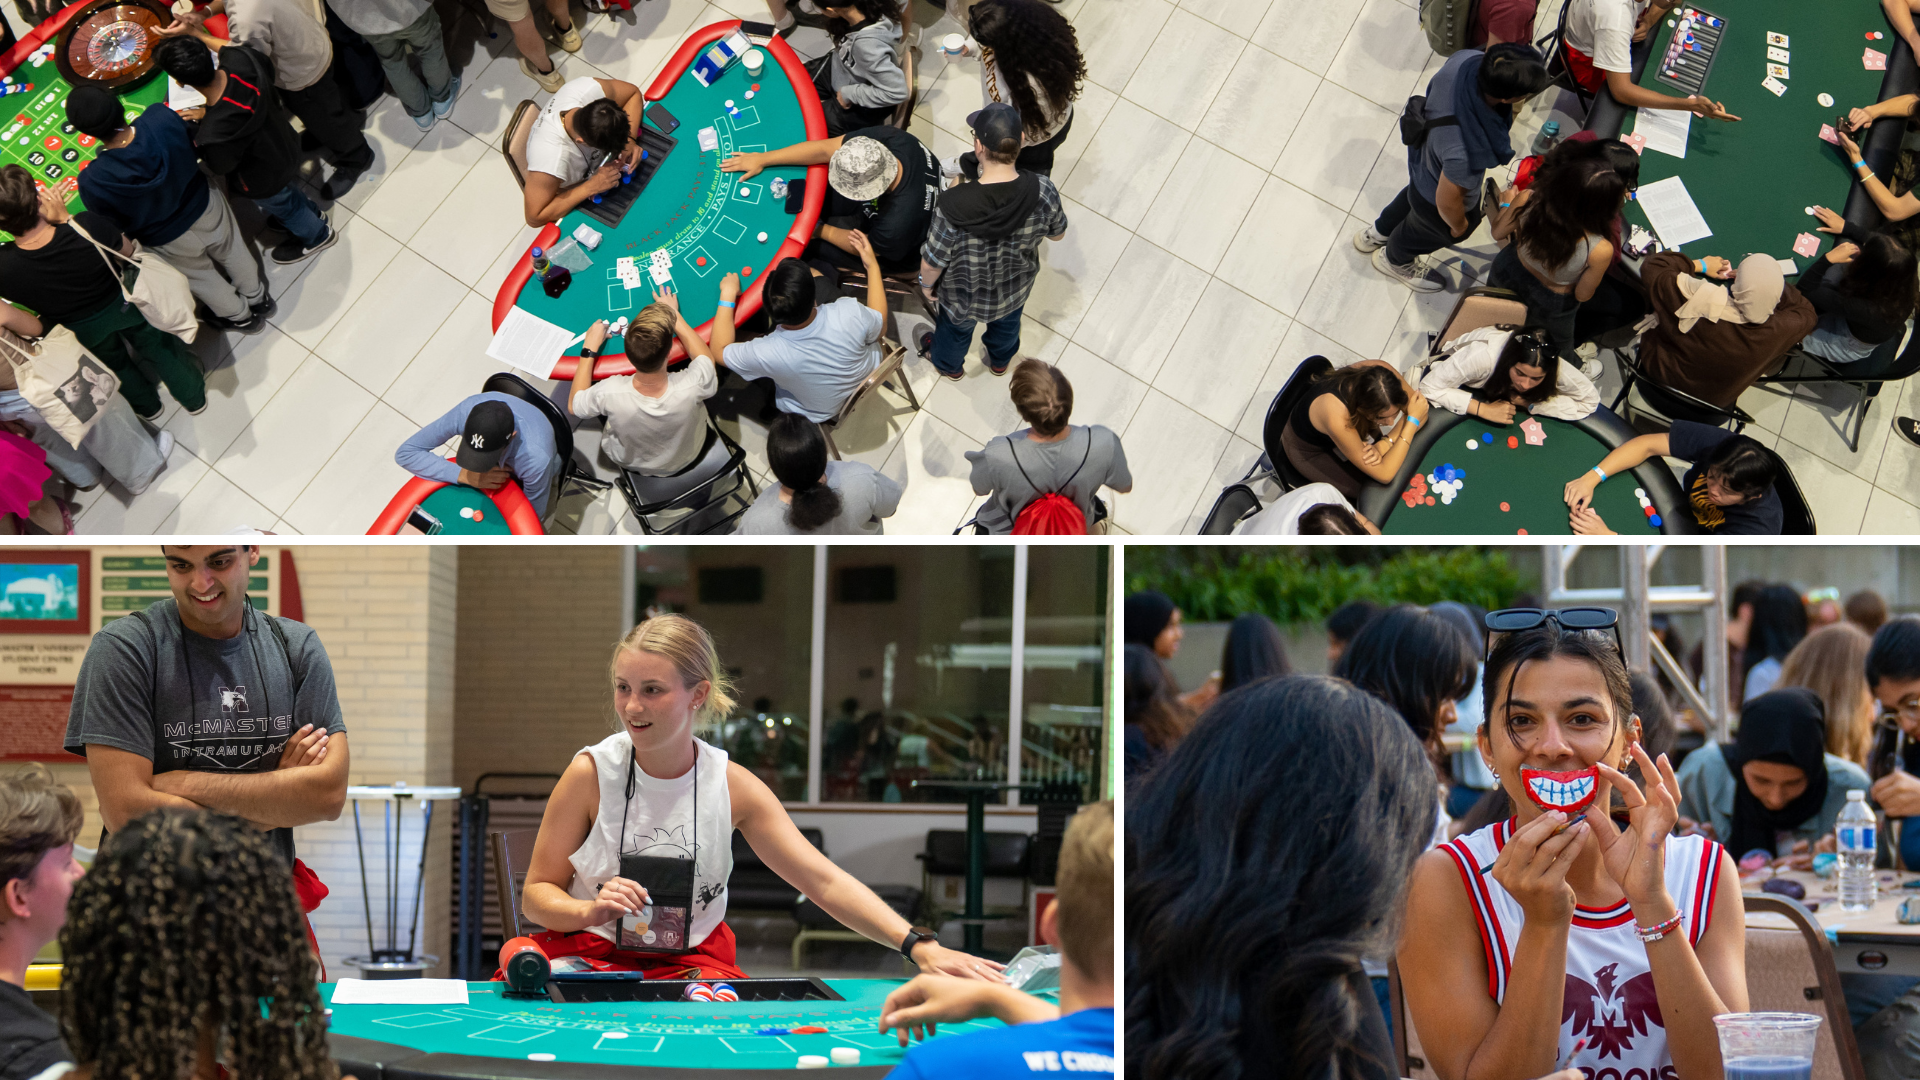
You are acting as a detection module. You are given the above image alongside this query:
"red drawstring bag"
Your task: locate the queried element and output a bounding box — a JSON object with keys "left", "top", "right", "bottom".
{"left": 1008, "top": 431, "right": 1092, "bottom": 535}
{"left": 293, "top": 858, "right": 329, "bottom": 981}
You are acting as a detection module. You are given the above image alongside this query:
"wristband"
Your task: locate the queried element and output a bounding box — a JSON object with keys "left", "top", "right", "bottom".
{"left": 1408, "top": 415, "right": 1421, "bottom": 428}
{"left": 1856, "top": 160, "right": 1871, "bottom": 172}
{"left": 1592, "top": 466, "right": 1608, "bottom": 481}
{"left": 1634, "top": 912, "right": 1683, "bottom": 943}
{"left": 718, "top": 300, "right": 735, "bottom": 309}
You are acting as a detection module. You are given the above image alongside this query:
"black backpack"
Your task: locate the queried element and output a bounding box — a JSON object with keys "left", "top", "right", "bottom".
{"left": 1399, "top": 94, "right": 1460, "bottom": 147}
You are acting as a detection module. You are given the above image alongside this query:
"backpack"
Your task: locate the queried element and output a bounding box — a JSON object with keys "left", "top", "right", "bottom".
{"left": 1008, "top": 430, "right": 1093, "bottom": 535}
{"left": 1399, "top": 94, "right": 1461, "bottom": 147}
{"left": 1420, "top": 0, "right": 1478, "bottom": 56}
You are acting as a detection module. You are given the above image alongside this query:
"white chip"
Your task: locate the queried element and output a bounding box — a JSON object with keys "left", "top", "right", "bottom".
{"left": 1666, "top": 17, "right": 1674, "bottom": 24}
{"left": 831, "top": 1049, "right": 861, "bottom": 1065}
{"left": 725, "top": 99, "right": 735, "bottom": 107}
{"left": 1634, "top": 487, "right": 1645, "bottom": 498}
{"left": 604, "top": 1032, "right": 628, "bottom": 1039}
{"left": 1467, "top": 439, "right": 1479, "bottom": 449}
{"left": 459, "top": 507, "right": 474, "bottom": 519}
{"left": 528, "top": 1054, "right": 557, "bottom": 1062}
{"left": 745, "top": 90, "right": 756, "bottom": 99}
{"left": 1818, "top": 92, "right": 1835, "bottom": 106}
{"left": 741, "top": 186, "right": 751, "bottom": 196}
{"left": 1805, "top": 206, "right": 1816, "bottom": 215}
{"left": 798, "top": 1056, "right": 829, "bottom": 1069}
{"left": 757, "top": 231, "right": 768, "bottom": 242}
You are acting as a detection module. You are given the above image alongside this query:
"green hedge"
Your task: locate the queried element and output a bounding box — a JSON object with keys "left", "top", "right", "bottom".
{"left": 1125, "top": 547, "right": 1526, "bottom": 625}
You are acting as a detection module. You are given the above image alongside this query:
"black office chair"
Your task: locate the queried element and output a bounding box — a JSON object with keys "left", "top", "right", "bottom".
{"left": 1536, "top": 0, "right": 1596, "bottom": 119}
{"left": 1261, "top": 354, "right": 1334, "bottom": 493}
{"left": 615, "top": 422, "right": 759, "bottom": 534}
{"left": 1197, "top": 483, "right": 1262, "bottom": 534}
{"left": 480, "top": 372, "right": 613, "bottom": 523}
{"left": 1765, "top": 447, "right": 1817, "bottom": 534}
{"left": 1610, "top": 349, "right": 1755, "bottom": 432}
{"left": 1755, "top": 330, "right": 1920, "bottom": 453}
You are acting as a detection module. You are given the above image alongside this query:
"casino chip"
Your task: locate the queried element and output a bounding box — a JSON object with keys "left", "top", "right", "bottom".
{"left": 757, "top": 231, "right": 768, "bottom": 242}
{"left": 799, "top": 1057, "right": 828, "bottom": 1069}
{"left": 1500, "top": 501, "right": 1510, "bottom": 511}
{"left": 1466, "top": 439, "right": 1478, "bottom": 449}
{"left": 1819, "top": 92, "right": 1835, "bottom": 106}
{"left": 832, "top": 1049, "right": 862, "bottom": 1065}
{"left": 528, "top": 1054, "right": 557, "bottom": 1061}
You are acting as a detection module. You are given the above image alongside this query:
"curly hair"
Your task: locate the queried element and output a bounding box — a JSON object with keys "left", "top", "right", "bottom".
{"left": 966, "top": 0, "right": 1087, "bottom": 142}
{"left": 59, "top": 810, "right": 337, "bottom": 1080}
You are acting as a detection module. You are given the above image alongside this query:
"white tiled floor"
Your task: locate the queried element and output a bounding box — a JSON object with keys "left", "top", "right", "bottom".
{"left": 71, "top": 0, "right": 1920, "bottom": 533}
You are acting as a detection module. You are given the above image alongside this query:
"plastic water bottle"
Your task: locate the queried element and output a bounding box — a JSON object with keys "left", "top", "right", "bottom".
{"left": 1531, "top": 120, "right": 1561, "bottom": 157}
{"left": 1838, "top": 789, "right": 1878, "bottom": 912}
{"left": 530, "top": 246, "right": 550, "bottom": 277}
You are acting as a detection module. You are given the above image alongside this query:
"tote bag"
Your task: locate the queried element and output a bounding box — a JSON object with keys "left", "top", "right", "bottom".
{"left": 66, "top": 217, "right": 199, "bottom": 343}
{"left": 0, "top": 322, "right": 118, "bottom": 448}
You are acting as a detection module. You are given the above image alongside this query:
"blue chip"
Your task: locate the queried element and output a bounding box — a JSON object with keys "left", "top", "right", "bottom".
{"left": 1649, "top": 514, "right": 1662, "bottom": 527}
{"left": 758, "top": 1028, "right": 790, "bottom": 1036}
{"left": 1482, "top": 432, "right": 1493, "bottom": 442}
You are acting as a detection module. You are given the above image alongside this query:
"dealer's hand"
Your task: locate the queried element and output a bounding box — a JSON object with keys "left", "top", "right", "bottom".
{"left": 277, "top": 723, "right": 329, "bottom": 769}
{"left": 720, "top": 152, "right": 766, "bottom": 179}
{"left": 1872, "top": 769, "right": 1920, "bottom": 818}
{"left": 584, "top": 875, "right": 651, "bottom": 926}
{"left": 910, "top": 941, "right": 1007, "bottom": 982}
{"left": 1686, "top": 95, "right": 1739, "bottom": 121}
{"left": 879, "top": 975, "right": 1058, "bottom": 1047}
{"left": 459, "top": 466, "right": 512, "bottom": 492}
{"left": 583, "top": 164, "right": 623, "bottom": 197}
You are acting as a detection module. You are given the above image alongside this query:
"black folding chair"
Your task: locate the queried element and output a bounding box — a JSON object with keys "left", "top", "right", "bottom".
{"left": 1755, "top": 329, "right": 1920, "bottom": 453}
{"left": 1765, "top": 447, "right": 1817, "bottom": 534}
{"left": 1261, "top": 355, "right": 1335, "bottom": 493}
{"left": 1610, "top": 348, "right": 1755, "bottom": 431}
{"left": 480, "top": 372, "right": 613, "bottom": 523}
{"left": 1197, "top": 483, "right": 1263, "bottom": 534}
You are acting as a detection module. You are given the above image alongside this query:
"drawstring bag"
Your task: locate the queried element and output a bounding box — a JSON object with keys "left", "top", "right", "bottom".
{"left": 0, "top": 320, "right": 117, "bottom": 449}
{"left": 1009, "top": 429, "right": 1092, "bottom": 535}
{"left": 66, "top": 217, "right": 199, "bottom": 344}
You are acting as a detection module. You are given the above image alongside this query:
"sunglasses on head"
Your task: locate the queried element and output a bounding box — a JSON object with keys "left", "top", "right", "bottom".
{"left": 1483, "top": 606, "right": 1624, "bottom": 660}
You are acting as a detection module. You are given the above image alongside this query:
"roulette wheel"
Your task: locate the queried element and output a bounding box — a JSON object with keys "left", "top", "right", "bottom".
{"left": 54, "top": 0, "right": 168, "bottom": 90}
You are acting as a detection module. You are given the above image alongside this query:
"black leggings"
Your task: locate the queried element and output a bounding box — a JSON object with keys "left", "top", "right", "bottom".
{"left": 959, "top": 110, "right": 1073, "bottom": 177}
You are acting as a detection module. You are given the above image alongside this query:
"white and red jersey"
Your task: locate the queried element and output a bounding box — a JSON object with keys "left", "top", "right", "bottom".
{"left": 1436, "top": 818, "right": 1725, "bottom": 1079}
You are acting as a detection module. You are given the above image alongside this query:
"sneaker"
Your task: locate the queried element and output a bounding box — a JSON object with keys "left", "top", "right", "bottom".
{"left": 321, "top": 164, "right": 368, "bottom": 201}
{"left": 1370, "top": 247, "right": 1445, "bottom": 292}
{"left": 204, "top": 308, "right": 266, "bottom": 334}
{"left": 1575, "top": 341, "right": 1603, "bottom": 380}
{"left": 916, "top": 329, "right": 933, "bottom": 357}
{"left": 521, "top": 55, "right": 565, "bottom": 93}
{"left": 270, "top": 221, "right": 338, "bottom": 264}
{"left": 553, "top": 19, "right": 582, "bottom": 51}
{"left": 153, "top": 430, "right": 175, "bottom": 460}
{"left": 411, "top": 107, "right": 435, "bottom": 131}
{"left": 987, "top": 355, "right": 1013, "bottom": 376}
{"left": 431, "top": 75, "right": 461, "bottom": 119}
{"left": 1353, "top": 224, "right": 1390, "bottom": 252}
{"left": 248, "top": 292, "right": 277, "bottom": 321}
{"left": 1898, "top": 416, "right": 1920, "bottom": 448}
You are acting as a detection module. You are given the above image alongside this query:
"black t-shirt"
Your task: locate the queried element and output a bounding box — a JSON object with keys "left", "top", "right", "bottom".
{"left": 0, "top": 213, "right": 126, "bottom": 328}
{"left": 1668, "top": 419, "right": 1784, "bottom": 535}
{"left": 0, "top": 980, "right": 69, "bottom": 1080}
{"left": 832, "top": 126, "right": 938, "bottom": 271}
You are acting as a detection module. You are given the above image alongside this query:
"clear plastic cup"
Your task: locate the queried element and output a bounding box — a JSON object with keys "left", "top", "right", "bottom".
{"left": 1714, "top": 1013, "right": 1822, "bottom": 1080}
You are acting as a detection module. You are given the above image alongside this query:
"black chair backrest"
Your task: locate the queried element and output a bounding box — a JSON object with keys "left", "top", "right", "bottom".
{"left": 1619, "top": 352, "right": 1748, "bottom": 429}
{"left": 483, "top": 371, "right": 575, "bottom": 463}
{"left": 1262, "top": 355, "right": 1334, "bottom": 492}
{"left": 922, "top": 830, "right": 1031, "bottom": 877}
{"left": 1199, "top": 483, "right": 1261, "bottom": 534}
{"left": 1765, "top": 448, "right": 1817, "bottom": 535}
{"left": 624, "top": 425, "right": 733, "bottom": 508}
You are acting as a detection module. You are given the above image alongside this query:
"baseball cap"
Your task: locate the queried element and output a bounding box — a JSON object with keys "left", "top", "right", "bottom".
{"left": 828, "top": 136, "right": 896, "bottom": 202}
{"left": 966, "top": 102, "right": 1023, "bottom": 151}
{"left": 456, "top": 400, "right": 515, "bottom": 472}
{"left": 66, "top": 86, "right": 125, "bottom": 139}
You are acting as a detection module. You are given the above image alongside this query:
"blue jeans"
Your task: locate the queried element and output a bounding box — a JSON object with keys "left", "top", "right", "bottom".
{"left": 363, "top": 6, "right": 454, "bottom": 118}
{"left": 930, "top": 306, "right": 1022, "bottom": 376}
{"left": 253, "top": 184, "right": 328, "bottom": 247}
{"left": 1801, "top": 312, "right": 1881, "bottom": 364}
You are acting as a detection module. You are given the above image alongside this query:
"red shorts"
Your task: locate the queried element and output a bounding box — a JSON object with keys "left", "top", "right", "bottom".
{"left": 1564, "top": 43, "right": 1608, "bottom": 93}
{"left": 492, "top": 921, "right": 749, "bottom": 982}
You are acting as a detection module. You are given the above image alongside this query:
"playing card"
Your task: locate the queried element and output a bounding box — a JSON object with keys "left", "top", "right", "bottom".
{"left": 1767, "top": 63, "right": 1789, "bottom": 79}
{"left": 1622, "top": 132, "right": 1647, "bottom": 154}
{"left": 649, "top": 262, "right": 672, "bottom": 286}
{"left": 651, "top": 250, "right": 671, "bottom": 269}
{"left": 1776, "top": 257, "right": 1798, "bottom": 274}
{"left": 697, "top": 126, "right": 719, "bottom": 152}
{"left": 1793, "top": 233, "right": 1820, "bottom": 257}
{"left": 1767, "top": 31, "right": 1788, "bottom": 46}
{"left": 1767, "top": 47, "right": 1790, "bottom": 63}
{"left": 1867, "top": 49, "right": 1888, "bottom": 69}
{"left": 1762, "top": 76, "right": 1787, "bottom": 96}
{"left": 1820, "top": 123, "right": 1841, "bottom": 144}
{"left": 1520, "top": 417, "right": 1547, "bottom": 446}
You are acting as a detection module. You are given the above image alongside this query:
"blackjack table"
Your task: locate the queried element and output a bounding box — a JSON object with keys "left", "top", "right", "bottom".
{"left": 367, "top": 477, "right": 545, "bottom": 535}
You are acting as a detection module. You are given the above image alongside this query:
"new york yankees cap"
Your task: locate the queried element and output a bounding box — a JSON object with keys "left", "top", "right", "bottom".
{"left": 456, "top": 399, "right": 516, "bottom": 473}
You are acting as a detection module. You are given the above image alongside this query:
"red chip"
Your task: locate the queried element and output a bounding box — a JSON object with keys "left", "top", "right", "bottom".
{"left": 1507, "top": 435, "right": 1519, "bottom": 448}
{"left": 751, "top": 82, "right": 761, "bottom": 90}
{"left": 1499, "top": 501, "right": 1510, "bottom": 511}
{"left": 792, "top": 1026, "right": 828, "bottom": 1034}
{"left": 1517, "top": 528, "right": 1528, "bottom": 535}
{"left": 1425, "top": 496, "right": 1435, "bottom": 505}
{"left": 471, "top": 509, "right": 484, "bottom": 522}
{"left": 1644, "top": 504, "right": 1656, "bottom": 516}
{"left": 743, "top": 266, "right": 753, "bottom": 276}
{"left": 696, "top": 256, "right": 706, "bottom": 266}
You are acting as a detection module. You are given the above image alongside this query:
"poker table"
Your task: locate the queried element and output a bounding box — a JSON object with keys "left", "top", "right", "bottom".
{"left": 324, "top": 977, "right": 1032, "bottom": 1078}
{"left": 1585, "top": 0, "right": 1918, "bottom": 268}
{"left": 491, "top": 21, "right": 827, "bottom": 382}
{"left": 1355, "top": 406, "right": 1698, "bottom": 534}
{"left": 367, "top": 477, "right": 545, "bottom": 534}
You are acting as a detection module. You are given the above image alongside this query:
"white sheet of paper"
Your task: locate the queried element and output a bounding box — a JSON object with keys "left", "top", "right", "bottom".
{"left": 329, "top": 979, "right": 470, "bottom": 1005}
{"left": 167, "top": 76, "right": 205, "bottom": 111}
{"left": 485, "top": 305, "right": 574, "bottom": 380}
{"left": 1777, "top": 257, "right": 1798, "bottom": 274}
{"left": 1637, "top": 175, "right": 1713, "bottom": 248}
{"left": 1634, "top": 108, "right": 1691, "bottom": 159}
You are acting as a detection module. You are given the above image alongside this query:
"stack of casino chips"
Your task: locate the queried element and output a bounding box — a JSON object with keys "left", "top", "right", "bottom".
{"left": 712, "top": 982, "right": 740, "bottom": 1002}
{"left": 683, "top": 982, "right": 718, "bottom": 1001}
{"left": 1634, "top": 486, "right": 1663, "bottom": 528}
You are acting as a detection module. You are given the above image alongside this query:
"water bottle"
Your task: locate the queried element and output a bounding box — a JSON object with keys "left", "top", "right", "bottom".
{"left": 1838, "top": 789, "right": 1878, "bottom": 912}
{"left": 530, "top": 246, "right": 551, "bottom": 277}
{"left": 1531, "top": 120, "right": 1561, "bottom": 157}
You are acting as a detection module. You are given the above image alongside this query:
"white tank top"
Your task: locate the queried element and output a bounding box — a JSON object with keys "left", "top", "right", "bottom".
{"left": 1436, "top": 819, "right": 1725, "bottom": 1074}
{"left": 566, "top": 731, "right": 733, "bottom": 948}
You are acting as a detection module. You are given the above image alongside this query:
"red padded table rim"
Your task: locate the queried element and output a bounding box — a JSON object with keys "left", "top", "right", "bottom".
{"left": 490, "top": 20, "right": 827, "bottom": 381}
{"left": 367, "top": 470, "right": 545, "bottom": 534}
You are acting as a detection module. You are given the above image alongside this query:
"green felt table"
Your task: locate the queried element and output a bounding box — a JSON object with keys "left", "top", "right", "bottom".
{"left": 493, "top": 22, "right": 826, "bottom": 381}
{"left": 324, "top": 978, "right": 1030, "bottom": 1077}
{"left": 413, "top": 485, "right": 515, "bottom": 534}
{"left": 1620, "top": 0, "right": 1888, "bottom": 266}
{"left": 1359, "top": 409, "right": 1693, "bottom": 534}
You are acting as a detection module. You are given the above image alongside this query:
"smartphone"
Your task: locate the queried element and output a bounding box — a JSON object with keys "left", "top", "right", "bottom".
{"left": 739, "top": 18, "right": 775, "bottom": 38}
{"left": 645, "top": 103, "right": 680, "bottom": 135}
{"left": 404, "top": 506, "right": 442, "bottom": 534}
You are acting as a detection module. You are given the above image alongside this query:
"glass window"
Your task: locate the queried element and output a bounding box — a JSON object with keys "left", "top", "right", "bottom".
{"left": 1021, "top": 547, "right": 1109, "bottom": 804}
{"left": 633, "top": 546, "right": 815, "bottom": 801}
{"left": 821, "top": 547, "right": 1015, "bottom": 804}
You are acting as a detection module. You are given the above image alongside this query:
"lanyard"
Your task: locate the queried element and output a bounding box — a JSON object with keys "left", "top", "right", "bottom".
{"left": 617, "top": 741, "right": 698, "bottom": 893}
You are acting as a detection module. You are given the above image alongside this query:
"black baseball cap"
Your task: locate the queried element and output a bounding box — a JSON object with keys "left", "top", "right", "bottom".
{"left": 456, "top": 400, "right": 515, "bottom": 472}
{"left": 965, "top": 102, "right": 1023, "bottom": 148}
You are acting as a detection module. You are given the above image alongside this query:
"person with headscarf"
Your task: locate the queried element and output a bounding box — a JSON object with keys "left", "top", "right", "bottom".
{"left": 1674, "top": 687, "right": 1870, "bottom": 863}
{"left": 1561, "top": 421, "right": 1786, "bottom": 535}
{"left": 1635, "top": 251, "right": 1817, "bottom": 409}
{"left": 1219, "top": 613, "right": 1291, "bottom": 694}
{"left": 1123, "top": 590, "right": 1218, "bottom": 712}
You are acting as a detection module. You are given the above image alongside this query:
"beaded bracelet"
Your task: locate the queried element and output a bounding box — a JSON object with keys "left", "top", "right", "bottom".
{"left": 1635, "top": 912, "right": 1683, "bottom": 943}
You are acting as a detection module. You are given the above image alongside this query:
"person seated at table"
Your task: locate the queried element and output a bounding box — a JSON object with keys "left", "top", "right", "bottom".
{"left": 56, "top": 810, "right": 336, "bottom": 1080}
{"left": 720, "top": 128, "right": 939, "bottom": 275}
{"left": 567, "top": 292, "right": 719, "bottom": 478}
{"left": 1278, "top": 360, "right": 1429, "bottom": 503}
{"left": 394, "top": 394, "right": 559, "bottom": 515}
{"left": 519, "top": 613, "right": 1002, "bottom": 981}
{"left": 1674, "top": 687, "right": 1868, "bottom": 864}
{"left": 0, "top": 765, "right": 84, "bottom": 1080}
{"left": 1401, "top": 612, "right": 1746, "bottom": 1080}
{"left": 1837, "top": 97, "right": 1920, "bottom": 253}
{"left": 878, "top": 801, "right": 1113, "bottom": 1078}
{"left": 810, "top": 0, "right": 908, "bottom": 137}
{"left": 737, "top": 412, "right": 902, "bottom": 534}
{"left": 964, "top": 359, "right": 1131, "bottom": 534}
{"left": 1418, "top": 325, "right": 1599, "bottom": 422}
{"left": 521, "top": 75, "right": 645, "bottom": 227}
{"left": 1795, "top": 211, "right": 1917, "bottom": 364}
{"left": 707, "top": 245, "right": 886, "bottom": 424}
{"left": 1231, "top": 482, "right": 1380, "bottom": 535}
{"left": 1562, "top": 421, "right": 1783, "bottom": 535}
{"left": 1559, "top": 0, "right": 1739, "bottom": 120}
{"left": 1633, "top": 252, "right": 1815, "bottom": 409}
{"left": 1488, "top": 158, "right": 1623, "bottom": 363}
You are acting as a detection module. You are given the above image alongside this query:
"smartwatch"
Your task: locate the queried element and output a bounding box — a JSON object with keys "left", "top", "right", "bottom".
{"left": 899, "top": 926, "right": 938, "bottom": 961}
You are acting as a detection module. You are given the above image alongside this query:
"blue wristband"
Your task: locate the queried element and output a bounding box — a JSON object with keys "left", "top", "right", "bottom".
{"left": 1593, "top": 466, "right": 1608, "bottom": 481}
{"left": 718, "top": 300, "right": 735, "bottom": 309}
{"left": 1408, "top": 415, "right": 1421, "bottom": 428}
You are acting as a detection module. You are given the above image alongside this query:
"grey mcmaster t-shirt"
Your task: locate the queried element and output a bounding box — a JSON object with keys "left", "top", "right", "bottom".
{"left": 63, "top": 598, "right": 345, "bottom": 865}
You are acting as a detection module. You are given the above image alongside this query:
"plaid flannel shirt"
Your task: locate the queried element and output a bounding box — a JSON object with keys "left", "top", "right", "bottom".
{"left": 922, "top": 175, "right": 1069, "bottom": 324}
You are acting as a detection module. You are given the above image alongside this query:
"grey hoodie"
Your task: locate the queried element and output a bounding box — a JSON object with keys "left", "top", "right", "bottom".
{"left": 830, "top": 16, "right": 908, "bottom": 109}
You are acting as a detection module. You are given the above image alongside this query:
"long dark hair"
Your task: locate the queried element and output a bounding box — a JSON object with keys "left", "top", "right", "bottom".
{"left": 1312, "top": 364, "right": 1408, "bottom": 440}
{"left": 1127, "top": 675, "right": 1438, "bottom": 1080}
{"left": 767, "top": 413, "right": 842, "bottom": 531}
{"left": 824, "top": 0, "right": 899, "bottom": 37}
{"left": 1221, "top": 613, "right": 1292, "bottom": 693}
{"left": 1125, "top": 644, "right": 1194, "bottom": 752}
{"left": 1516, "top": 158, "right": 1627, "bottom": 274}
{"left": 1469, "top": 327, "right": 1560, "bottom": 407}
{"left": 966, "top": 0, "right": 1086, "bottom": 141}
{"left": 61, "top": 810, "right": 336, "bottom": 1080}
{"left": 1335, "top": 604, "right": 1477, "bottom": 770}
{"left": 1839, "top": 232, "right": 1918, "bottom": 326}
{"left": 1744, "top": 583, "right": 1809, "bottom": 684}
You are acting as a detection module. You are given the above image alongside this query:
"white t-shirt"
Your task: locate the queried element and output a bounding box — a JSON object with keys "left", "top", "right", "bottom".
{"left": 721, "top": 297, "right": 884, "bottom": 422}
{"left": 572, "top": 357, "right": 718, "bottom": 475}
{"left": 1232, "top": 482, "right": 1359, "bottom": 535}
{"left": 528, "top": 76, "right": 609, "bottom": 186}
{"left": 1566, "top": 0, "right": 1650, "bottom": 74}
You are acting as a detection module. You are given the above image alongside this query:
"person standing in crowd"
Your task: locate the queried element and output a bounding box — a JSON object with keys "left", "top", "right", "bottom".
{"left": 483, "top": 0, "right": 582, "bottom": 93}
{"left": 1741, "top": 583, "right": 1810, "bottom": 702}
{"left": 1776, "top": 622, "right": 1877, "bottom": 767}
{"left": 950, "top": 0, "right": 1085, "bottom": 178}
{"left": 1124, "top": 590, "right": 1217, "bottom": 712}
{"left": 1326, "top": 600, "right": 1381, "bottom": 666}
{"left": 0, "top": 765, "right": 84, "bottom": 1080}
{"left": 0, "top": 305, "right": 173, "bottom": 497}
{"left": 965, "top": 360, "right": 1130, "bottom": 533}
{"left": 1488, "top": 158, "right": 1624, "bottom": 362}
{"left": 1847, "top": 589, "right": 1890, "bottom": 634}
{"left": 1123, "top": 644, "right": 1193, "bottom": 786}
{"left": 328, "top": 0, "right": 459, "bottom": 131}
{"left": 1219, "top": 613, "right": 1290, "bottom": 695}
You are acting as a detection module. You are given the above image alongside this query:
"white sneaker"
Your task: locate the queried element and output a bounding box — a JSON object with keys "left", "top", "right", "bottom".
{"left": 1371, "top": 248, "right": 1445, "bottom": 292}
{"left": 1353, "top": 224, "right": 1390, "bottom": 252}
{"left": 154, "top": 431, "right": 174, "bottom": 461}
{"left": 939, "top": 155, "right": 963, "bottom": 181}
{"left": 1576, "top": 342, "right": 1604, "bottom": 379}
